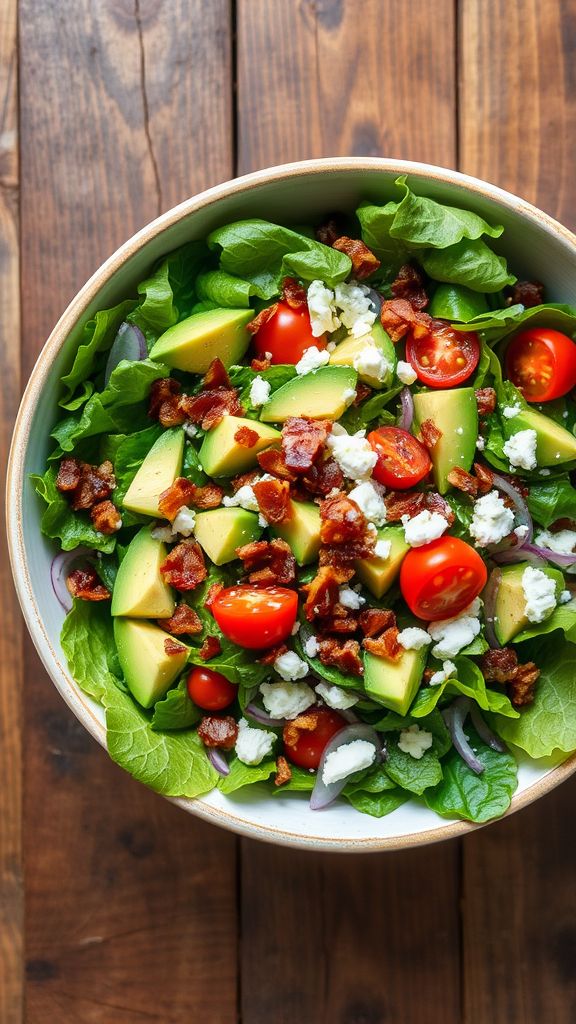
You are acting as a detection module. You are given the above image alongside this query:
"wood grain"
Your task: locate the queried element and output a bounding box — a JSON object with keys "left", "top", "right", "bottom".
{"left": 19, "top": 3, "right": 237, "bottom": 1021}
{"left": 0, "top": 2, "right": 22, "bottom": 1021}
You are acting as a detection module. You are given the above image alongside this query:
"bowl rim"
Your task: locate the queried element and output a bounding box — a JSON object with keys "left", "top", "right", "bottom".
{"left": 8, "top": 155, "right": 576, "bottom": 852}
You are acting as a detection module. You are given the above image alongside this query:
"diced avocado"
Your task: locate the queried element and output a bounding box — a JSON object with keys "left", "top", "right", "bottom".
{"left": 412, "top": 387, "right": 478, "bottom": 494}
{"left": 493, "top": 563, "right": 565, "bottom": 645}
{"left": 259, "top": 366, "right": 358, "bottom": 422}
{"left": 114, "top": 618, "right": 189, "bottom": 709}
{"left": 363, "top": 647, "right": 427, "bottom": 715}
{"left": 194, "top": 507, "right": 262, "bottom": 564}
{"left": 199, "top": 415, "right": 281, "bottom": 477}
{"left": 504, "top": 407, "right": 576, "bottom": 466}
{"left": 149, "top": 308, "right": 252, "bottom": 372}
{"left": 111, "top": 527, "right": 175, "bottom": 618}
{"left": 122, "top": 428, "right": 184, "bottom": 517}
{"left": 329, "top": 323, "right": 396, "bottom": 388}
{"left": 355, "top": 526, "right": 409, "bottom": 598}
{"left": 272, "top": 500, "right": 321, "bottom": 565}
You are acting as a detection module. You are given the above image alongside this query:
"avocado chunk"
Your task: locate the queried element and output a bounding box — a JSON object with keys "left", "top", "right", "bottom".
{"left": 111, "top": 527, "right": 175, "bottom": 618}
{"left": 199, "top": 415, "right": 281, "bottom": 477}
{"left": 493, "top": 563, "right": 564, "bottom": 644}
{"left": 329, "top": 323, "right": 396, "bottom": 388}
{"left": 272, "top": 500, "right": 321, "bottom": 565}
{"left": 122, "top": 428, "right": 184, "bottom": 518}
{"left": 364, "top": 647, "right": 427, "bottom": 715}
{"left": 194, "top": 507, "right": 263, "bottom": 564}
{"left": 259, "top": 366, "right": 358, "bottom": 423}
{"left": 355, "top": 526, "right": 409, "bottom": 598}
{"left": 149, "top": 308, "right": 252, "bottom": 372}
{"left": 412, "top": 387, "right": 478, "bottom": 494}
{"left": 114, "top": 618, "right": 189, "bottom": 709}
{"left": 504, "top": 407, "right": 576, "bottom": 466}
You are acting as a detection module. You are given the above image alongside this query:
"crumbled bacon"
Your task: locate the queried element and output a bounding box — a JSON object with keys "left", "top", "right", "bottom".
{"left": 480, "top": 647, "right": 518, "bottom": 684}
{"left": 332, "top": 236, "right": 381, "bottom": 280}
{"left": 190, "top": 483, "right": 224, "bottom": 509}
{"left": 380, "top": 298, "right": 432, "bottom": 342}
{"left": 473, "top": 462, "right": 494, "bottom": 495}
{"left": 274, "top": 755, "right": 292, "bottom": 787}
{"left": 90, "top": 500, "right": 122, "bottom": 534}
{"left": 447, "top": 467, "right": 478, "bottom": 497}
{"left": 149, "top": 378, "right": 185, "bottom": 427}
{"left": 253, "top": 478, "right": 292, "bottom": 525}
{"left": 475, "top": 387, "right": 497, "bottom": 417}
{"left": 231, "top": 470, "right": 260, "bottom": 492}
{"left": 66, "top": 566, "right": 110, "bottom": 602}
{"left": 316, "top": 612, "right": 359, "bottom": 636}
{"left": 234, "top": 425, "right": 259, "bottom": 448}
{"left": 510, "top": 280, "right": 544, "bottom": 308}
{"left": 359, "top": 607, "right": 396, "bottom": 638}
{"left": 281, "top": 417, "right": 331, "bottom": 473}
{"left": 419, "top": 419, "right": 442, "bottom": 451}
{"left": 251, "top": 355, "right": 272, "bottom": 372}
{"left": 317, "top": 637, "right": 363, "bottom": 676}
{"left": 205, "top": 583, "right": 224, "bottom": 610}
{"left": 198, "top": 715, "right": 238, "bottom": 750}
{"left": 57, "top": 458, "right": 116, "bottom": 512}
{"left": 158, "top": 602, "right": 203, "bottom": 636}
{"left": 509, "top": 662, "right": 540, "bottom": 707}
{"left": 258, "top": 643, "right": 288, "bottom": 665}
{"left": 385, "top": 490, "right": 426, "bottom": 521}
{"left": 257, "top": 448, "right": 297, "bottom": 482}
{"left": 281, "top": 276, "right": 307, "bottom": 309}
{"left": 56, "top": 458, "right": 81, "bottom": 491}
{"left": 236, "top": 538, "right": 296, "bottom": 585}
{"left": 354, "top": 382, "right": 373, "bottom": 405}
{"left": 283, "top": 710, "right": 324, "bottom": 748}
{"left": 319, "top": 492, "right": 367, "bottom": 544}
{"left": 160, "top": 540, "right": 207, "bottom": 591}
{"left": 179, "top": 387, "right": 243, "bottom": 431}
{"left": 247, "top": 304, "right": 278, "bottom": 335}
{"left": 391, "top": 263, "right": 428, "bottom": 310}
{"left": 315, "top": 217, "right": 341, "bottom": 247}
{"left": 199, "top": 635, "right": 222, "bottom": 660}
{"left": 301, "top": 458, "right": 344, "bottom": 497}
{"left": 363, "top": 626, "right": 401, "bottom": 661}
{"left": 203, "top": 357, "right": 231, "bottom": 390}
{"left": 318, "top": 546, "right": 358, "bottom": 582}
{"left": 158, "top": 478, "right": 224, "bottom": 520}
{"left": 302, "top": 566, "right": 341, "bottom": 621}
{"left": 164, "top": 637, "right": 188, "bottom": 657}
{"left": 424, "top": 492, "right": 456, "bottom": 526}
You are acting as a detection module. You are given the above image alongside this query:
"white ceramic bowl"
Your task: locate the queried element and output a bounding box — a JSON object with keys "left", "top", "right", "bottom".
{"left": 8, "top": 158, "right": 576, "bottom": 851}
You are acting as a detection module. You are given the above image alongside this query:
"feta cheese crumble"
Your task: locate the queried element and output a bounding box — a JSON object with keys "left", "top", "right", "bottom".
{"left": 398, "top": 725, "right": 433, "bottom": 759}
{"left": 352, "top": 340, "right": 392, "bottom": 384}
{"left": 396, "top": 359, "right": 417, "bottom": 385}
{"left": 304, "top": 635, "right": 319, "bottom": 658}
{"left": 476, "top": 435, "right": 486, "bottom": 451}
{"left": 326, "top": 427, "right": 378, "bottom": 481}
{"left": 468, "top": 490, "right": 515, "bottom": 547}
{"left": 503, "top": 428, "right": 538, "bottom": 470}
{"left": 502, "top": 403, "right": 522, "bottom": 419}
{"left": 427, "top": 598, "right": 482, "bottom": 659}
{"left": 339, "top": 586, "right": 366, "bottom": 610}
{"left": 560, "top": 590, "right": 573, "bottom": 605}
{"left": 315, "top": 682, "right": 359, "bottom": 710}
{"left": 522, "top": 566, "right": 558, "bottom": 623}
{"left": 374, "top": 538, "right": 392, "bottom": 560}
{"left": 334, "top": 281, "right": 376, "bottom": 337}
{"left": 307, "top": 280, "right": 340, "bottom": 336}
{"left": 235, "top": 719, "right": 275, "bottom": 765}
{"left": 295, "top": 345, "right": 330, "bottom": 375}
{"left": 534, "top": 529, "right": 576, "bottom": 555}
{"left": 402, "top": 510, "right": 448, "bottom": 547}
{"left": 273, "top": 650, "right": 309, "bottom": 682}
{"left": 429, "top": 660, "right": 457, "bottom": 686}
{"left": 223, "top": 483, "right": 259, "bottom": 512}
{"left": 348, "top": 480, "right": 387, "bottom": 526}
{"left": 397, "top": 627, "right": 432, "bottom": 651}
{"left": 249, "top": 374, "right": 271, "bottom": 407}
{"left": 322, "top": 739, "right": 376, "bottom": 785}
{"left": 171, "top": 506, "right": 196, "bottom": 538}
{"left": 183, "top": 422, "right": 200, "bottom": 439}
{"left": 260, "top": 679, "right": 315, "bottom": 719}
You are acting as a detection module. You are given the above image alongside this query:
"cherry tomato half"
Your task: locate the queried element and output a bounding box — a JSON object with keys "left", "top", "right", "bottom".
{"left": 283, "top": 707, "right": 346, "bottom": 769}
{"left": 505, "top": 327, "right": 576, "bottom": 402}
{"left": 368, "top": 426, "right": 432, "bottom": 490}
{"left": 187, "top": 667, "right": 237, "bottom": 711}
{"left": 406, "top": 320, "right": 480, "bottom": 387}
{"left": 211, "top": 585, "right": 298, "bottom": 649}
{"left": 399, "top": 536, "right": 487, "bottom": 621}
{"left": 253, "top": 301, "right": 326, "bottom": 365}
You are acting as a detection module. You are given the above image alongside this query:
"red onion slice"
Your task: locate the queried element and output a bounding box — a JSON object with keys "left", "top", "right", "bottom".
{"left": 310, "top": 723, "right": 382, "bottom": 811}
{"left": 245, "top": 702, "right": 287, "bottom": 728}
{"left": 522, "top": 542, "right": 576, "bottom": 567}
{"left": 443, "top": 698, "right": 484, "bottom": 775}
{"left": 50, "top": 547, "right": 93, "bottom": 612}
{"left": 104, "top": 322, "right": 147, "bottom": 385}
{"left": 398, "top": 386, "right": 415, "bottom": 431}
{"left": 482, "top": 567, "right": 502, "bottom": 649}
{"left": 207, "top": 748, "right": 230, "bottom": 776}
{"left": 469, "top": 705, "right": 507, "bottom": 753}
{"left": 490, "top": 471, "right": 533, "bottom": 547}
{"left": 492, "top": 548, "right": 546, "bottom": 567}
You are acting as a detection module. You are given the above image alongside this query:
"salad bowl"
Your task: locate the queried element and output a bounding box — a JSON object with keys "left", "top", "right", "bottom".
{"left": 7, "top": 157, "right": 576, "bottom": 852}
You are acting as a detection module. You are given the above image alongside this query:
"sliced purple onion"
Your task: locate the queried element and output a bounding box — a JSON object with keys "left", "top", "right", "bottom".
{"left": 443, "top": 698, "right": 484, "bottom": 775}
{"left": 310, "top": 723, "right": 381, "bottom": 811}
{"left": 245, "top": 702, "right": 287, "bottom": 728}
{"left": 470, "top": 705, "right": 507, "bottom": 753}
{"left": 207, "top": 748, "right": 230, "bottom": 776}
{"left": 339, "top": 708, "right": 360, "bottom": 724}
{"left": 482, "top": 567, "right": 502, "bottom": 650}
{"left": 492, "top": 547, "right": 546, "bottom": 567}
{"left": 521, "top": 542, "right": 576, "bottom": 567}
{"left": 490, "top": 471, "right": 533, "bottom": 547}
{"left": 104, "top": 322, "right": 147, "bottom": 385}
{"left": 50, "top": 547, "right": 93, "bottom": 611}
{"left": 398, "top": 386, "right": 415, "bottom": 431}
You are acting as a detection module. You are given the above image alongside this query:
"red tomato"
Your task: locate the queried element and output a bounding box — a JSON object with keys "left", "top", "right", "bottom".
{"left": 399, "top": 536, "right": 487, "bottom": 621}
{"left": 505, "top": 327, "right": 576, "bottom": 402}
{"left": 283, "top": 707, "right": 346, "bottom": 769}
{"left": 368, "top": 426, "right": 432, "bottom": 490}
{"left": 406, "top": 320, "right": 480, "bottom": 387}
{"left": 187, "top": 667, "right": 236, "bottom": 711}
{"left": 253, "top": 301, "right": 326, "bottom": 365}
{"left": 211, "top": 585, "right": 298, "bottom": 649}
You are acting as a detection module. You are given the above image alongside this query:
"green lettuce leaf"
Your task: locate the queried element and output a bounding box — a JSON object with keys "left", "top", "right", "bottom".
{"left": 151, "top": 678, "right": 201, "bottom": 732}
{"left": 420, "top": 238, "right": 516, "bottom": 293}
{"left": 423, "top": 727, "right": 518, "bottom": 822}
{"left": 182, "top": 442, "right": 209, "bottom": 485}
{"left": 410, "top": 656, "right": 519, "bottom": 719}
{"left": 514, "top": 600, "right": 576, "bottom": 644}
{"left": 343, "top": 762, "right": 398, "bottom": 794}
{"left": 373, "top": 708, "right": 451, "bottom": 757}
{"left": 343, "top": 787, "right": 409, "bottom": 817}
{"left": 383, "top": 739, "right": 443, "bottom": 795}
{"left": 527, "top": 474, "right": 576, "bottom": 527}
{"left": 338, "top": 386, "right": 400, "bottom": 432}
{"left": 272, "top": 764, "right": 316, "bottom": 793}
{"left": 60, "top": 599, "right": 122, "bottom": 702}
{"left": 129, "top": 241, "right": 207, "bottom": 342}
{"left": 229, "top": 364, "right": 297, "bottom": 418}
{"left": 452, "top": 302, "right": 576, "bottom": 346}
{"left": 32, "top": 467, "right": 116, "bottom": 553}
{"left": 388, "top": 177, "right": 504, "bottom": 249}
{"left": 218, "top": 756, "right": 277, "bottom": 794}
{"left": 356, "top": 201, "right": 408, "bottom": 267}
{"left": 196, "top": 269, "right": 256, "bottom": 308}
{"left": 60, "top": 300, "right": 136, "bottom": 403}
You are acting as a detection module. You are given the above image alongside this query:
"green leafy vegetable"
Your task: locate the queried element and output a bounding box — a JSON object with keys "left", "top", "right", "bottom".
{"left": 218, "top": 756, "right": 276, "bottom": 794}
{"left": 383, "top": 739, "right": 443, "bottom": 795}
{"left": 196, "top": 269, "right": 256, "bottom": 308}
{"left": 387, "top": 177, "right": 504, "bottom": 249}
{"left": 344, "top": 787, "right": 409, "bottom": 818}
{"left": 452, "top": 302, "right": 576, "bottom": 346}
{"left": 527, "top": 475, "right": 576, "bottom": 527}
{"left": 339, "top": 386, "right": 400, "bottom": 432}
{"left": 151, "top": 678, "right": 201, "bottom": 732}
{"left": 31, "top": 468, "right": 116, "bottom": 553}
{"left": 420, "top": 238, "right": 516, "bottom": 293}
{"left": 411, "top": 657, "right": 519, "bottom": 719}
{"left": 61, "top": 600, "right": 122, "bottom": 702}
{"left": 112, "top": 424, "right": 164, "bottom": 507}
{"left": 423, "top": 727, "right": 518, "bottom": 823}
{"left": 60, "top": 300, "right": 136, "bottom": 403}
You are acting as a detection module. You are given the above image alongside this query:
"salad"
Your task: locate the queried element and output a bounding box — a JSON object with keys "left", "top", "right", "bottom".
{"left": 33, "top": 177, "right": 576, "bottom": 825}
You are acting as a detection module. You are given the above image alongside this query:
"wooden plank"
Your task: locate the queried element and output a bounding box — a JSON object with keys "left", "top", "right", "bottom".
{"left": 0, "top": 2, "right": 22, "bottom": 1021}
{"left": 19, "top": 3, "right": 238, "bottom": 1021}
{"left": 236, "top": 3, "right": 461, "bottom": 1021}
{"left": 460, "top": 2, "right": 576, "bottom": 1021}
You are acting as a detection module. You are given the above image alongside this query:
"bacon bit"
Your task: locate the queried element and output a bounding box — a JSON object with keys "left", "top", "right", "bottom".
{"left": 385, "top": 490, "right": 426, "bottom": 522}
{"left": 203, "top": 357, "right": 231, "bottom": 390}
{"left": 234, "top": 425, "right": 259, "bottom": 448}
{"left": 236, "top": 538, "right": 296, "bottom": 585}
{"left": 160, "top": 540, "right": 207, "bottom": 591}
{"left": 419, "top": 419, "right": 442, "bottom": 451}
{"left": 56, "top": 458, "right": 81, "bottom": 491}
{"left": 258, "top": 643, "right": 289, "bottom": 666}
{"left": 316, "top": 612, "right": 359, "bottom": 636}
{"left": 447, "top": 467, "right": 478, "bottom": 497}
{"left": 283, "top": 710, "right": 323, "bottom": 748}
{"left": 354, "top": 382, "right": 373, "bottom": 405}
{"left": 190, "top": 482, "right": 224, "bottom": 510}
{"left": 316, "top": 217, "right": 341, "bottom": 247}
{"left": 281, "top": 276, "right": 307, "bottom": 309}
{"left": 480, "top": 647, "right": 519, "bottom": 684}
{"left": 58, "top": 459, "right": 116, "bottom": 512}
{"left": 198, "top": 715, "right": 238, "bottom": 750}
{"left": 359, "top": 608, "right": 396, "bottom": 638}
{"left": 149, "top": 378, "right": 186, "bottom": 427}
{"left": 302, "top": 458, "right": 344, "bottom": 497}
{"left": 66, "top": 567, "right": 111, "bottom": 602}
{"left": 158, "top": 478, "right": 223, "bottom": 518}
{"left": 391, "top": 263, "right": 429, "bottom": 310}
{"left": 318, "top": 546, "right": 357, "bottom": 582}
{"left": 473, "top": 462, "right": 494, "bottom": 495}
{"left": 475, "top": 387, "right": 497, "bottom": 417}
{"left": 320, "top": 492, "right": 367, "bottom": 544}
{"left": 424, "top": 492, "right": 456, "bottom": 526}
{"left": 247, "top": 304, "right": 278, "bottom": 335}
{"left": 179, "top": 387, "right": 243, "bottom": 431}
{"left": 253, "top": 478, "right": 292, "bottom": 525}
{"left": 509, "top": 662, "right": 540, "bottom": 707}
{"left": 164, "top": 637, "right": 188, "bottom": 656}
{"left": 199, "top": 635, "right": 222, "bottom": 660}
{"left": 251, "top": 355, "right": 272, "bottom": 372}
{"left": 510, "top": 280, "right": 544, "bottom": 308}
{"left": 158, "top": 602, "right": 203, "bottom": 636}
{"left": 257, "top": 448, "right": 297, "bottom": 482}
{"left": 205, "top": 583, "right": 224, "bottom": 610}
{"left": 332, "top": 236, "right": 381, "bottom": 280}
{"left": 301, "top": 566, "right": 341, "bottom": 621}
{"left": 363, "top": 626, "right": 401, "bottom": 661}
{"left": 231, "top": 469, "right": 261, "bottom": 492}
{"left": 380, "top": 298, "right": 432, "bottom": 343}
{"left": 274, "top": 755, "right": 292, "bottom": 786}
{"left": 282, "top": 417, "right": 331, "bottom": 473}
{"left": 90, "top": 500, "right": 122, "bottom": 534}
{"left": 317, "top": 637, "right": 363, "bottom": 676}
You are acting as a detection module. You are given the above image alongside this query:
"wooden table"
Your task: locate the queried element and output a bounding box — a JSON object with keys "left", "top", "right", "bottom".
{"left": 1, "top": 2, "right": 575, "bottom": 1020}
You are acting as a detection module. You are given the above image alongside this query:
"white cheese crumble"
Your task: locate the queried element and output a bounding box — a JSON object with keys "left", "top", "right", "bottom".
{"left": 259, "top": 679, "right": 315, "bottom": 719}
{"left": 304, "top": 635, "right": 319, "bottom": 658}
{"left": 427, "top": 598, "right": 482, "bottom": 659}
{"left": 560, "top": 590, "right": 573, "bottom": 604}
{"left": 539, "top": 468, "right": 551, "bottom": 476}
{"left": 429, "top": 660, "right": 457, "bottom": 686}
{"left": 514, "top": 525, "right": 530, "bottom": 542}
{"left": 342, "top": 386, "right": 357, "bottom": 406}
{"left": 402, "top": 510, "right": 448, "bottom": 547}
{"left": 534, "top": 529, "right": 576, "bottom": 555}
{"left": 273, "top": 650, "right": 310, "bottom": 682}
{"left": 322, "top": 739, "right": 376, "bottom": 785}
{"left": 398, "top": 725, "right": 433, "bottom": 759}
{"left": 183, "top": 422, "right": 200, "bottom": 439}
{"left": 334, "top": 281, "right": 376, "bottom": 337}
{"left": 235, "top": 719, "right": 275, "bottom": 765}
{"left": 315, "top": 682, "right": 359, "bottom": 710}
{"left": 326, "top": 427, "right": 378, "bottom": 481}
{"left": 307, "top": 280, "right": 340, "bottom": 336}
{"left": 374, "top": 538, "right": 392, "bottom": 560}
{"left": 347, "top": 480, "right": 387, "bottom": 526}
{"left": 503, "top": 428, "right": 538, "bottom": 470}
{"left": 339, "top": 586, "right": 366, "bottom": 610}
{"left": 352, "top": 339, "right": 392, "bottom": 383}
{"left": 476, "top": 435, "right": 486, "bottom": 451}
{"left": 397, "top": 627, "right": 432, "bottom": 651}
{"left": 150, "top": 525, "right": 174, "bottom": 543}
{"left": 396, "top": 359, "right": 417, "bottom": 385}
{"left": 223, "top": 483, "right": 259, "bottom": 512}
{"left": 249, "top": 374, "right": 271, "bottom": 407}
{"left": 502, "top": 403, "right": 522, "bottom": 419}
{"left": 468, "top": 490, "right": 515, "bottom": 547}
{"left": 171, "top": 506, "right": 196, "bottom": 538}
{"left": 522, "top": 566, "right": 558, "bottom": 623}
{"left": 295, "top": 345, "right": 330, "bottom": 375}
